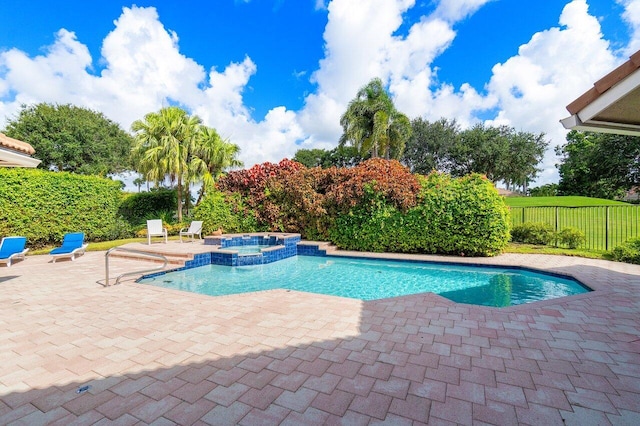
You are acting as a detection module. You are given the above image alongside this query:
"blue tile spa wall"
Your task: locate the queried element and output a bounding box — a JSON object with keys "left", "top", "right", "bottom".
{"left": 296, "top": 245, "right": 328, "bottom": 257}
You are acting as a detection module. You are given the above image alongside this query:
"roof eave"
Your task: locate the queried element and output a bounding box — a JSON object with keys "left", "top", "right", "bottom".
{"left": 0, "top": 148, "right": 42, "bottom": 168}
{"left": 560, "top": 114, "right": 640, "bottom": 136}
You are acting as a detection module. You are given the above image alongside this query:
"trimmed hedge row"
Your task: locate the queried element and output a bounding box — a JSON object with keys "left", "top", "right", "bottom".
{"left": 328, "top": 173, "right": 510, "bottom": 256}
{"left": 0, "top": 168, "right": 127, "bottom": 247}
{"left": 118, "top": 188, "right": 177, "bottom": 225}
{"left": 193, "top": 191, "right": 259, "bottom": 234}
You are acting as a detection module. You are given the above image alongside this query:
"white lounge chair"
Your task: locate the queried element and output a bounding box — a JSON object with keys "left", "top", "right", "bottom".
{"left": 0, "top": 236, "right": 29, "bottom": 267}
{"left": 180, "top": 221, "right": 203, "bottom": 242}
{"left": 50, "top": 232, "right": 88, "bottom": 263}
{"left": 147, "top": 219, "right": 168, "bottom": 245}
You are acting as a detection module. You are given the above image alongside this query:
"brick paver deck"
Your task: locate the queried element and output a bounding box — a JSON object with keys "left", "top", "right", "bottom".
{"left": 1, "top": 243, "right": 639, "bottom": 425}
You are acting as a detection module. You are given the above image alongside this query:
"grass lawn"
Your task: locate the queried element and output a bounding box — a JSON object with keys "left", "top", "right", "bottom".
{"left": 505, "top": 243, "right": 609, "bottom": 260}
{"left": 30, "top": 237, "right": 154, "bottom": 255}
{"left": 504, "top": 196, "right": 629, "bottom": 207}
{"left": 505, "top": 196, "right": 638, "bottom": 251}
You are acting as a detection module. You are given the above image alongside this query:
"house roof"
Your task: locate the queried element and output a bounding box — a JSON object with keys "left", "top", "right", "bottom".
{"left": 0, "top": 133, "right": 41, "bottom": 168}
{"left": 561, "top": 50, "right": 640, "bottom": 136}
{"left": 0, "top": 133, "right": 35, "bottom": 154}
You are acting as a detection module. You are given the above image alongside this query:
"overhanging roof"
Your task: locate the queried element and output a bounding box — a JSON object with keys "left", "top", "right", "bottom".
{"left": 0, "top": 133, "right": 41, "bottom": 168}
{"left": 561, "top": 50, "right": 640, "bottom": 136}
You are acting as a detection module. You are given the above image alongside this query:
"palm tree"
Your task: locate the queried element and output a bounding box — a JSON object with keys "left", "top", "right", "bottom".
{"left": 133, "top": 176, "right": 146, "bottom": 192}
{"left": 339, "top": 78, "right": 411, "bottom": 159}
{"left": 131, "top": 107, "right": 201, "bottom": 222}
{"left": 190, "top": 126, "right": 243, "bottom": 205}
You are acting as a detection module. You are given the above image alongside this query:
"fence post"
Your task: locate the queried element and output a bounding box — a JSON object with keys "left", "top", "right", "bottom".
{"left": 606, "top": 206, "right": 610, "bottom": 251}
{"left": 555, "top": 206, "right": 559, "bottom": 233}
{"left": 522, "top": 207, "right": 525, "bottom": 224}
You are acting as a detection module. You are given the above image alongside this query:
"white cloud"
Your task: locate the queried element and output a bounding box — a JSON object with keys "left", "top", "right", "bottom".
{"left": 618, "top": 0, "right": 640, "bottom": 54}
{"left": 433, "top": 0, "right": 495, "bottom": 23}
{"left": 315, "top": 0, "right": 329, "bottom": 10}
{"left": 483, "top": 0, "right": 619, "bottom": 184}
{"left": 0, "top": 29, "right": 96, "bottom": 118}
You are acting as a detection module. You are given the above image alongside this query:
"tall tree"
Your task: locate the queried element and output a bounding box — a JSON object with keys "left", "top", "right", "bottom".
{"left": 502, "top": 130, "right": 547, "bottom": 192}
{"left": 447, "top": 124, "right": 547, "bottom": 189}
{"left": 3, "top": 103, "right": 133, "bottom": 175}
{"left": 321, "top": 145, "right": 366, "bottom": 168}
{"left": 403, "top": 118, "right": 459, "bottom": 174}
{"left": 448, "top": 124, "right": 510, "bottom": 181}
{"left": 404, "top": 119, "right": 547, "bottom": 187}
{"left": 131, "top": 107, "right": 201, "bottom": 222}
{"left": 339, "top": 78, "right": 411, "bottom": 159}
{"left": 293, "top": 148, "right": 327, "bottom": 168}
{"left": 293, "top": 146, "right": 366, "bottom": 169}
{"left": 191, "top": 126, "right": 243, "bottom": 204}
{"left": 557, "top": 131, "right": 640, "bottom": 199}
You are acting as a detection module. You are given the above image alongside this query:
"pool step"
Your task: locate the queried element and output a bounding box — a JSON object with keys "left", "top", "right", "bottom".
{"left": 108, "top": 250, "right": 192, "bottom": 266}
{"left": 298, "top": 240, "right": 338, "bottom": 254}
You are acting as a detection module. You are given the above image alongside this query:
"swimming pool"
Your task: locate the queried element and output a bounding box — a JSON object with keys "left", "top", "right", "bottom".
{"left": 138, "top": 255, "right": 590, "bottom": 307}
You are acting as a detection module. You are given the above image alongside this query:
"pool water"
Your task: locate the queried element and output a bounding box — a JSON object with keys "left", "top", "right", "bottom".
{"left": 139, "top": 255, "right": 590, "bottom": 307}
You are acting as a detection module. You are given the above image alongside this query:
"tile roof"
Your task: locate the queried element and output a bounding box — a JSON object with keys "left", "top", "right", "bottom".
{"left": 0, "top": 132, "right": 35, "bottom": 155}
{"left": 561, "top": 49, "right": 640, "bottom": 135}
{"left": 566, "top": 50, "right": 640, "bottom": 114}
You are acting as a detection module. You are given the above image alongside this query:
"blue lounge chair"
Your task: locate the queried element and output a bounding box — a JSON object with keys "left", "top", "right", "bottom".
{"left": 50, "top": 232, "right": 88, "bottom": 263}
{"left": 0, "top": 236, "right": 29, "bottom": 267}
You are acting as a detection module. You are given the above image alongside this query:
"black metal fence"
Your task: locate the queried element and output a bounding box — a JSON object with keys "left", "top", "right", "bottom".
{"left": 509, "top": 206, "right": 640, "bottom": 251}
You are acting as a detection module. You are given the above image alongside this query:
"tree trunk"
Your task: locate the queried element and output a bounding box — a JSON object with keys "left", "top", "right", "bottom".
{"left": 196, "top": 186, "right": 205, "bottom": 206}
{"left": 184, "top": 182, "right": 190, "bottom": 216}
{"left": 176, "top": 178, "right": 183, "bottom": 222}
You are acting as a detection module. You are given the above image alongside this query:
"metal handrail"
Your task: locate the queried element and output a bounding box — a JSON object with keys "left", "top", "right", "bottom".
{"left": 105, "top": 247, "right": 168, "bottom": 286}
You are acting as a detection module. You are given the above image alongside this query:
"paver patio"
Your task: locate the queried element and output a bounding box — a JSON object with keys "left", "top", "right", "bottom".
{"left": 1, "top": 243, "right": 639, "bottom": 425}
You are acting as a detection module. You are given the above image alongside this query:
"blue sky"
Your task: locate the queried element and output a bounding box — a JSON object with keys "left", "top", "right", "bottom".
{"left": 0, "top": 0, "right": 638, "bottom": 185}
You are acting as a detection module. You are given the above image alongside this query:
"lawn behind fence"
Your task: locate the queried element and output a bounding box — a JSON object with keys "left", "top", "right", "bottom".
{"left": 505, "top": 196, "right": 638, "bottom": 251}
{"left": 504, "top": 196, "right": 629, "bottom": 207}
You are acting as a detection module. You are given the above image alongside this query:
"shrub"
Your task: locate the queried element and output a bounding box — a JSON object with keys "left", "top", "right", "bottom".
{"left": 557, "top": 227, "right": 586, "bottom": 249}
{"left": 217, "top": 158, "right": 304, "bottom": 228}
{"left": 322, "top": 158, "right": 420, "bottom": 214}
{"left": 218, "top": 158, "right": 419, "bottom": 233}
{"left": 193, "top": 190, "right": 259, "bottom": 234}
{"left": 118, "top": 188, "right": 177, "bottom": 225}
{"left": 610, "top": 238, "right": 640, "bottom": 264}
{"left": 0, "top": 168, "right": 126, "bottom": 247}
{"left": 328, "top": 172, "right": 510, "bottom": 256}
{"left": 263, "top": 166, "right": 328, "bottom": 235}
{"left": 511, "top": 222, "right": 555, "bottom": 245}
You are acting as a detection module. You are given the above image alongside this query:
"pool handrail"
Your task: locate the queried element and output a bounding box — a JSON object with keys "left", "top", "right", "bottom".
{"left": 105, "top": 247, "right": 168, "bottom": 286}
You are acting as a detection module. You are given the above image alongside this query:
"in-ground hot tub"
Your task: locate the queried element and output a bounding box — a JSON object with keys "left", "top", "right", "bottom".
{"left": 205, "top": 233, "right": 301, "bottom": 266}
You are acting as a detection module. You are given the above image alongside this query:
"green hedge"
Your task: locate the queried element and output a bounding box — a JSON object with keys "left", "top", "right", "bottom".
{"left": 193, "top": 191, "right": 259, "bottom": 235}
{"left": 0, "top": 168, "right": 128, "bottom": 247}
{"left": 328, "top": 173, "right": 510, "bottom": 256}
{"left": 118, "top": 188, "right": 177, "bottom": 225}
